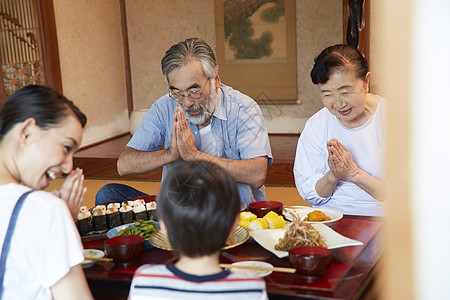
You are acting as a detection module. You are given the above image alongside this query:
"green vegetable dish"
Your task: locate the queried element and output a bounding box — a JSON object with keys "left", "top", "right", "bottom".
{"left": 116, "top": 220, "right": 159, "bottom": 239}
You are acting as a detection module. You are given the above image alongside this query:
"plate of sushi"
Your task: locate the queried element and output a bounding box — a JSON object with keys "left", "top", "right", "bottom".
{"left": 76, "top": 196, "right": 158, "bottom": 237}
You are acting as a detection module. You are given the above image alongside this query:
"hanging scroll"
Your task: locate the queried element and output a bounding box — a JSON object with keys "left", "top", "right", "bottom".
{"left": 215, "top": 0, "right": 298, "bottom": 105}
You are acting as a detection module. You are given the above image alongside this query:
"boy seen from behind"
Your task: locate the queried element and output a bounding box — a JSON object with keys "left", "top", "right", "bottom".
{"left": 128, "top": 161, "right": 268, "bottom": 299}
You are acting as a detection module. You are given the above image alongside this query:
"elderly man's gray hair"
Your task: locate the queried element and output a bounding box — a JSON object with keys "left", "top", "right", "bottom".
{"left": 161, "top": 38, "right": 218, "bottom": 83}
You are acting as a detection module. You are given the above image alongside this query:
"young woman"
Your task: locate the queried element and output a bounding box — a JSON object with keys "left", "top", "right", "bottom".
{"left": 294, "top": 44, "right": 388, "bottom": 216}
{"left": 0, "top": 85, "right": 93, "bottom": 299}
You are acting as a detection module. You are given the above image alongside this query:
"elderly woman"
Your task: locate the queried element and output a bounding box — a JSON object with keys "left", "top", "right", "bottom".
{"left": 0, "top": 85, "right": 93, "bottom": 299}
{"left": 294, "top": 44, "right": 387, "bottom": 216}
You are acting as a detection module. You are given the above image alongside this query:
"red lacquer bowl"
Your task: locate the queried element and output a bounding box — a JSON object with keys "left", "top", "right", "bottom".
{"left": 288, "top": 246, "right": 332, "bottom": 277}
{"left": 248, "top": 201, "right": 283, "bottom": 218}
{"left": 104, "top": 235, "right": 145, "bottom": 268}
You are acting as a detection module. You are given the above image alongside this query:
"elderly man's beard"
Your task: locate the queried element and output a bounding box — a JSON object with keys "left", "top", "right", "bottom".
{"left": 181, "top": 83, "right": 219, "bottom": 125}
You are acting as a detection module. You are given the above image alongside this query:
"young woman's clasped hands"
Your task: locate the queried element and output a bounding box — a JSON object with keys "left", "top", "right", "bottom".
{"left": 52, "top": 167, "right": 87, "bottom": 220}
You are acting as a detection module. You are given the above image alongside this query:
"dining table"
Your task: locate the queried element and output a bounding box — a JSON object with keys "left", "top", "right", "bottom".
{"left": 82, "top": 214, "right": 383, "bottom": 300}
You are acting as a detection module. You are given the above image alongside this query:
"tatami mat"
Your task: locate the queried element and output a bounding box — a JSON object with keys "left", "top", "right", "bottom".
{"left": 46, "top": 179, "right": 310, "bottom": 209}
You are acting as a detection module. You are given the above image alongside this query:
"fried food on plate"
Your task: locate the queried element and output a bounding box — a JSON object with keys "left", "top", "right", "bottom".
{"left": 303, "top": 210, "right": 331, "bottom": 222}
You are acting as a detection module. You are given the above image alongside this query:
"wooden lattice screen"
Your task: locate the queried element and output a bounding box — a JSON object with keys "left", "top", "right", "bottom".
{"left": 0, "top": 0, "right": 57, "bottom": 103}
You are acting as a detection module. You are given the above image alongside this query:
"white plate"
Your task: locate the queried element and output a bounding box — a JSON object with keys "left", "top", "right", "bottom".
{"left": 283, "top": 207, "right": 343, "bottom": 224}
{"left": 250, "top": 223, "right": 363, "bottom": 258}
{"left": 229, "top": 261, "right": 273, "bottom": 277}
{"left": 82, "top": 249, "right": 104, "bottom": 268}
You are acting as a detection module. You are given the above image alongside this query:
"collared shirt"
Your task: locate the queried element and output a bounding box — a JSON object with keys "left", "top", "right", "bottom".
{"left": 128, "top": 84, "right": 273, "bottom": 205}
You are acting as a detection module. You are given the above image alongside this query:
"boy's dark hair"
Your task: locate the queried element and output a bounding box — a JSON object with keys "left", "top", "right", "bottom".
{"left": 157, "top": 161, "right": 241, "bottom": 257}
{"left": 310, "top": 44, "right": 369, "bottom": 85}
{"left": 0, "top": 85, "right": 87, "bottom": 140}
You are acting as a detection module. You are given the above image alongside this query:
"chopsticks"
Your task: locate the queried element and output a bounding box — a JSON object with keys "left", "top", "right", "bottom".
{"left": 220, "top": 263, "right": 296, "bottom": 274}
{"left": 84, "top": 256, "right": 113, "bottom": 262}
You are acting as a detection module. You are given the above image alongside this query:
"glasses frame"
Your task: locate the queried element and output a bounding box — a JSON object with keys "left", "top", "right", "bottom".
{"left": 169, "top": 78, "right": 210, "bottom": 103}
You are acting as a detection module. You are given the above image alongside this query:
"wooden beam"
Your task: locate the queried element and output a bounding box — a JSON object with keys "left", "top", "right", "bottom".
{"left": 39, "top": 0, "right": 63, "bottom": 93}
{"left": 119, "top": 0, "right": 134, "bottom": 116}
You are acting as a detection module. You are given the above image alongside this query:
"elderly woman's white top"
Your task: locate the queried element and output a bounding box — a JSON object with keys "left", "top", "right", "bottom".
{"left": 293, "top": 97, "right": 386, "bottom": 216}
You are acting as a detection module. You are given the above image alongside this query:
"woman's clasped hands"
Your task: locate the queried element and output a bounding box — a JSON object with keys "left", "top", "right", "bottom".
{"left": 327, "top": 138, "right": 359, "bottom": 182}
{"left": 52, "top": 167, "right": 87, "bottom": 220}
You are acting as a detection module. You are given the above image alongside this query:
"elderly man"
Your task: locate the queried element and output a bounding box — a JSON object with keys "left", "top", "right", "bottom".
{"left": 95, "top": 38, "right": 273, "bottom": 206}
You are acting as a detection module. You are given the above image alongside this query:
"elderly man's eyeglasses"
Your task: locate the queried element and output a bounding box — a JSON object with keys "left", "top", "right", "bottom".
{"left": 169, "top": 79, "right": 210, "bottom": 102}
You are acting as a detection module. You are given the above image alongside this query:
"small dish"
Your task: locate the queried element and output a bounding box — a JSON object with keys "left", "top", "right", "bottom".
{"left": 82, "top": 249, "right": 104, "bottom": 268}
{"left": 107, "top": 222, "right": 159, "bottom": 248}
{"left": 107, "top": 223, "right": 134, "bottom": 239}
{"left": 229, "top": 261, "right": 273, "bottom": 277}
{"left": 284, "top": 207, "right": 343, "bottom": 225}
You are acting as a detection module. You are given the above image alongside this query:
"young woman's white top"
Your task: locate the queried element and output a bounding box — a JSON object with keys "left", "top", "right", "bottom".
{"left": 0, "top": 183, "right": 83, "bottom": 300}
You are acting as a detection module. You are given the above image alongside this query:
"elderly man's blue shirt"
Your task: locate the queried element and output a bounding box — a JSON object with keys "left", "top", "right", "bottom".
{"left": 128, "top": 84, "right": 273, "bottom": 205}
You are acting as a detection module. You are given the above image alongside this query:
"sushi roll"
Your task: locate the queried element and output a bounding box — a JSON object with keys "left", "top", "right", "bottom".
{"left": 107, "top": 203, "right": 120, "bottom": 210}
{"left": 79, "top": 206, "right": 89, "bottom": 213}
{"left": 106, "top": 207, "right": 121, "bottom": 229}
{"left": 132, "top": 199, "right": 145, "bottom": 207}
{"left": 121, "top": 200, "right": 133, "bottom": 207}
{"left": 94, "top": 205, "right": 106, "bottom": 213}
{"left": 92, "top": 207, "right": 107, "bottom": 232}
{"left": 77, "top": 210, "right": 93, "bottom": 236}
{"left": 119, "top": 205, "right": 133, "bottom": 224}
{"left": 146, "top": 201, "right": 158, "bottom": 221}
{"left": 133, "top": 204, "right": 148, "bottom": 221}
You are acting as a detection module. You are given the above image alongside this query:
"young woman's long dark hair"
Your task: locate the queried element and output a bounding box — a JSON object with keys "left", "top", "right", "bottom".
{"left": 0, "top": 85, "right": 86, "bottom": 140}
